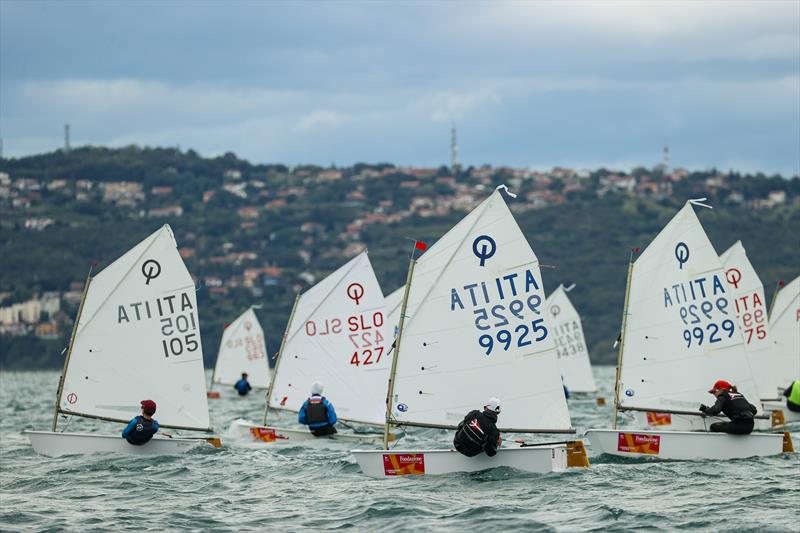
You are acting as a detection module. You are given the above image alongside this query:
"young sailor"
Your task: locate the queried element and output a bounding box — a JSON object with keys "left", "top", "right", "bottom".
{"left": 453, "top": 398, "right": 502, "bottom": 457}
{"left": 298, "top": 381, "right": 338, "bottom": 436}
{"left": 121, "top": 400, "right": 162, "bottom": 445}
{"left": 699, "top": 380, "right": 758, "bottom": 435}
{"left": 234, "top": 372, "right": 252, "bottom": 396}
{"left": 783, "top": 380, "right": 800, "bottom": 413}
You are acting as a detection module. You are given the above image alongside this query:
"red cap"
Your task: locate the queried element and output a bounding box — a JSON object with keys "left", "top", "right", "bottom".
{"left": 708, "top": 380, "right": 732, "bottom": 393}
{"left": 140, "top": 399, "right": 157, "bottom": 415}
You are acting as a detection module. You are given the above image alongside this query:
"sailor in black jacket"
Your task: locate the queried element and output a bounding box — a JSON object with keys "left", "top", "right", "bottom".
{"left": 700, "top": 379, "right": 758, "bottom": 435}
{"left": 453, "top": 398, "right": 502, "bottom": 457}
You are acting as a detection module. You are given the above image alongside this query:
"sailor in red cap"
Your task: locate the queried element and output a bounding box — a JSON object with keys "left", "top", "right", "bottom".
{"left": 121, "top": 399, "right": 166, "bottom": 445}
{"left": 699, "top": 380, "right": 758, "bottom": 435}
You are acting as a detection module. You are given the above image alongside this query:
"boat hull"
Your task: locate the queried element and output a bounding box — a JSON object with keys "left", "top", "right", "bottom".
{"left": 229, "top": 419, "right": 385, "bottom": 445}
{"left": 25, "top": 430, "right": 207, "bottom": 457}
{"left": 632, "top": 411, "right": 781, "bottom": 432}
{"left": 584, "top": 429, "right": 791, "bottom": 460}
{"left": 762, "top": 401, "right": 800, "bottom": 426}
{"left": 351, "top": 445, "right": 569, "bottom": 477}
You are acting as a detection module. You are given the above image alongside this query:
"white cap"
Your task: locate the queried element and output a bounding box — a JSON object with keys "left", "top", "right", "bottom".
{"left": 484, "top": 397, "right": 501, "bottom": 413}
{"left": 310, "top": 381, "right": 324, "bottom": 395}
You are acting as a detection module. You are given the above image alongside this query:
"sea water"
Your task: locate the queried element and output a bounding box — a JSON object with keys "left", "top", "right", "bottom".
{"left": 1, "top": 367, "right": 798, "bottom": 531}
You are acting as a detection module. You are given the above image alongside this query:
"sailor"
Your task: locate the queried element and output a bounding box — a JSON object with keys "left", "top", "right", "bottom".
{"left": 234, "top": 372, "right": 252, "bottom": 396}
{"left": 298, "top": 381, "right": 338, "bottom": 436}
{"left": 122, "top": 399, "right": 163, "bottom": 445}
{"left": 453, "top": 398, "right": 502, "bottom": 457}
{"left": 562, "top": 376, "right": 570, "bottom": 400}
{"left": 699, "top": 380, "right": 758, "bottom": 435}
{"left": 783, "top": 380, "right": 800, "bottom": 413}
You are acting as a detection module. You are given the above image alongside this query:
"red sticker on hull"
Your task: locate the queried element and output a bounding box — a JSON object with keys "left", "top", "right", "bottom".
{"left": 646, "top": 412, "right": 672, "bottom": 426}
{"left": 617, "top": 433, "right": 661, "bottom": 455}
{"left": 383, "top": 453, "right": 425, "bottom": 476}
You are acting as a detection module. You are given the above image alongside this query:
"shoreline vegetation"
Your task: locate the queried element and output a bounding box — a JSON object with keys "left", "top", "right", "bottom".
{"left": 1, "top": 145, "right": 798, "bottom": 370}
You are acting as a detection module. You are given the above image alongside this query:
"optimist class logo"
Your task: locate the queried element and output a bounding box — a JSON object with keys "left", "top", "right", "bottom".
{"left": 346, "top": 283, "right": 364, "bottom": 305}
{"left": 725, "top": 268, "right": 742, "bottom": 289}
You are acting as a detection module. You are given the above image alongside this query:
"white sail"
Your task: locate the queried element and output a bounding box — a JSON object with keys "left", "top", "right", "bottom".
{"left": 59, "top": 225, "right": 211, "bottom": 430}
{"left": 268, "top": 251, "right": 390, "bottom": 425}
{"left": 385, "top": 286, "right": 404, "bottom": 342}
{"left": 389, "top": 189, "right": 571, "bottom": 432}
{"left": 545, "top": 285, "right": 598, "bottom": 392}
{"left": 618, "top": 202, "right": 760, "bottom": 413}
{"left": 719, "top": 241, "right": 777, "bottom": 398}
{"left": 768, "top": 275, "right": 800, "bottom": 389}
{"left": 211, "top": 307, "right": 270, "bottom": 389}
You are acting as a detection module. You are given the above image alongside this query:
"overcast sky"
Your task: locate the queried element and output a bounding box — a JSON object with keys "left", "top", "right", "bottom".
{"left": 1, "top": 1, "right": 798, "bottom": 175}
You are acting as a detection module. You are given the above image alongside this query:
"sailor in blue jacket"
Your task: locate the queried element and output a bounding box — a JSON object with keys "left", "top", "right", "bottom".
{"left": 298, "top": 381, "right": 338, "bottom": 436}
{"left": 234, "top": 372, "right": 252, "bottom": 396}
{"left": 122, "top": 399, "right": 162, "bottom": 445}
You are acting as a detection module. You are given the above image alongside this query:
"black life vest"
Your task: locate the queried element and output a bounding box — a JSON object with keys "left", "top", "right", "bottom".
{"left": 126, "top": 415, "right": 158, "bottom": 445}
{"left": 723, "top": 392, "right": 756, "bottom": 421}
{"left": 453, "top": 410, "right": 498, "bottom": 457}
{"left": 306, "top": 396, "right": 329, "bottom": 425}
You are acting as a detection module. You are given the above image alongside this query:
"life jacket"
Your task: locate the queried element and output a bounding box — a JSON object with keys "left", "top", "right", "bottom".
{"left": 722, "top": 392, "right": 756, "bottom": 421}
{"left": 306, "top": 396, "right": 329, "bottom": 426}
{"left": 126, "top": 415, "right": 158, "bottom": 445}
{"left": 789, "top": 380, "right": 800, "bottom": 406}
{"left": 234, "top": 379, "right": 250, "bottom": 395}
{"left": 453, "top": 410, "right": 498, "bottom": 457}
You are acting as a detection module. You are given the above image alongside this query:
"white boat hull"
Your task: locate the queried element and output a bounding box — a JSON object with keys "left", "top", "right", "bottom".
{"left": 762, "top": 401, "right": 800, "bottom": 426}
{"left": 632, "top": 411, "right": 782, "bottom": 432}
{"left": 25, "top": 430, "right": 212, "bottom": 457}
{"left": 352, "top": 445, "right": 572, "bottom": 477}
{"left": 229, "top": 419, "right": 385, "bottom": 445}
{"left": 584, "top": 429, "right": 792, "bottom": 460}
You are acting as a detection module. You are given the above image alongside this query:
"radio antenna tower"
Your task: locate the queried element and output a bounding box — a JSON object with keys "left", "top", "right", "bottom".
{"left": 450, "top": 123, "right": 460, "bottom": 172}
{"left": 64, "top": 124, "right": 71, "bottom": 153}
{"left": 662, "top": 139, "right": 669, "bottom": 172}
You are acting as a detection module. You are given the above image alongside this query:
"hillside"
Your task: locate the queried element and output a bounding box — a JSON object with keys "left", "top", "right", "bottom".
{"left": 1, "top": 146, "right": 798, "bottom": 369}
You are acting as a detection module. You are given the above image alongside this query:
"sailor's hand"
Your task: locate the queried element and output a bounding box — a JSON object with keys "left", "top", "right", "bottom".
{"left": 699, "top": 404, "right": 708, "bottom": 413}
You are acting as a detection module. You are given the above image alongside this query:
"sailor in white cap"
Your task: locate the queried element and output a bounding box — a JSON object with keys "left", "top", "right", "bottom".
{"left": 298, "top": 381, "right": 339, "bottom": 436}
{"left": 453, "top": 397, "right": 502, "bottom": 457}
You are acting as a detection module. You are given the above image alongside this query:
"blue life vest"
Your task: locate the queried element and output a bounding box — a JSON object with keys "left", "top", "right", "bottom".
{"left": 126, "top": 415, "right": 158, "bottom": 445}
{"left": 234, "top": 379, "right": 251, "bottom": 395}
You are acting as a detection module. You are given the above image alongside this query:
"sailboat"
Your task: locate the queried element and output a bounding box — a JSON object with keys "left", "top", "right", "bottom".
{"left": 207, "top": 306, "right": 270, "bottom": 398}
{"left": 230, "top": 251, "right": 393, "bottom": 445}
{"left": 545, "top": 284, "right": 598, "bottom": 393}
{"left": 585, "top": 201, "right": 793, "bottom": 459}
{"left": 352, "top": 187, "right": 589, "bottom": 477}
{"left": 761, "top": 276, "right": 800, "bottom": 423}
{"left": 384, "top": 286, "right": 404, "bottom": 341}
{"left": 25, "top": 225, "right": 220, "bottom": 457}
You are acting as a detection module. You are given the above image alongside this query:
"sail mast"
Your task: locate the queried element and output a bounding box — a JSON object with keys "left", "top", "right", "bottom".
{"left": 263, "top": 292, "right": 300, "bottom": 425}
{"left": 52, "top": 268, "right": 93, "bottom": 432}
{"left": 612, "top": 250, "right": 635, "bottom": 430}
{"left": 383, "top": 254, "right": 417, "bottom": 449}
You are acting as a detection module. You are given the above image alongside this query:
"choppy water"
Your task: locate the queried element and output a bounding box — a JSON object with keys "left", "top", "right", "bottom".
{"left": 1, "top": 367, "right": 798, "bottom": 532}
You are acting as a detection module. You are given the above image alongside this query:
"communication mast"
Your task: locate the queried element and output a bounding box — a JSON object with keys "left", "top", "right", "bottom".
{"left": 662, "top": 140, "right": 669, "bottom": 172}
{"left": 450, "top": 123, "right": 461, "bottom": 173}
{"left": 64, "top": 124, "right": 71, "bottom": 153}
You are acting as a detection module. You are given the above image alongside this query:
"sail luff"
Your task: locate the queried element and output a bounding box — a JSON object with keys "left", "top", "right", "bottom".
{"left": 612, "top": 253, "right": 635, "bottom": 430}
{"left": 52, "top": 269, "right": 93, "bottom": 432}
{"left": 264, "top": 292, "right": 300, "bottom": 425}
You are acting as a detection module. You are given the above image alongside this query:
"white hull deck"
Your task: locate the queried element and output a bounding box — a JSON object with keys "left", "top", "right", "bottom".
{"left": 25, "top": 430, "right": 219, "bottom": 457}
{"left": 352, "top": 442, "right": 589, "bottom": 478}
{"left": 584, "top": 429, "right": 793, "bottom": 460}
{"left": 632, "top": 411, "right": 784, "bottom": 432}
{"left": 229, "top": 419, "right": 385, "bottom": 445}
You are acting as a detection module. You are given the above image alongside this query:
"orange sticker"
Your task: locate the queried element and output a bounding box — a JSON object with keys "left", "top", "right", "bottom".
{"left": 646, "top": 412, "right": 672, "bottom": 426}
{"left": 617, "top": 432, "right": 661, "bottom": 455}
{"left": 383, "top": 453, "right": 425, "bottom": 476}
{"left": 249, "top": 427, "right": 288, "bottom": 442}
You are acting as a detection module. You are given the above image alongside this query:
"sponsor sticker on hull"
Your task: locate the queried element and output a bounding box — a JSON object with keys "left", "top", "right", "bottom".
{"left": 646, "top": 412, "right": 672, "bottom": 426}
{"left": 617, "top": 432, "right": 661, "bottom": 455}
{"left": 383, "top": 453, "right": 425, "bottom": 476}
{"left": 249, "top": 427, "right": 287, "bottom": 443}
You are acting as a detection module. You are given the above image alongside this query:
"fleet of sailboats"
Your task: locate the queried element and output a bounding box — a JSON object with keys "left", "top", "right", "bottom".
{"left": 23, "top": 197, "right": 796, "bottom": 470}
{"left": 584, "top": 201, "right": 792, "bottom": 459}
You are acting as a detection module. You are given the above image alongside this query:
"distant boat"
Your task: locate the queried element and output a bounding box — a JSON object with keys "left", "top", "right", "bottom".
{"left": 208, "top": 307, "right": 270, "bottom": 398}
{"left": 545, "top": 284, "right": 598, "bottom": 393}
{"left": 25, "top": 225, "right": 220, "bottom": 457}
{"left": 761, "top": 276, "right": 800, "bottom": 424}
{"left": 229, "top": 251, "right": 392, "bottom": 445}
{"left": 586, "top": 201, "right": 791, "bottom": 459}
{"left": 352, "top": 187, "right": 589, "bottom": 477}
